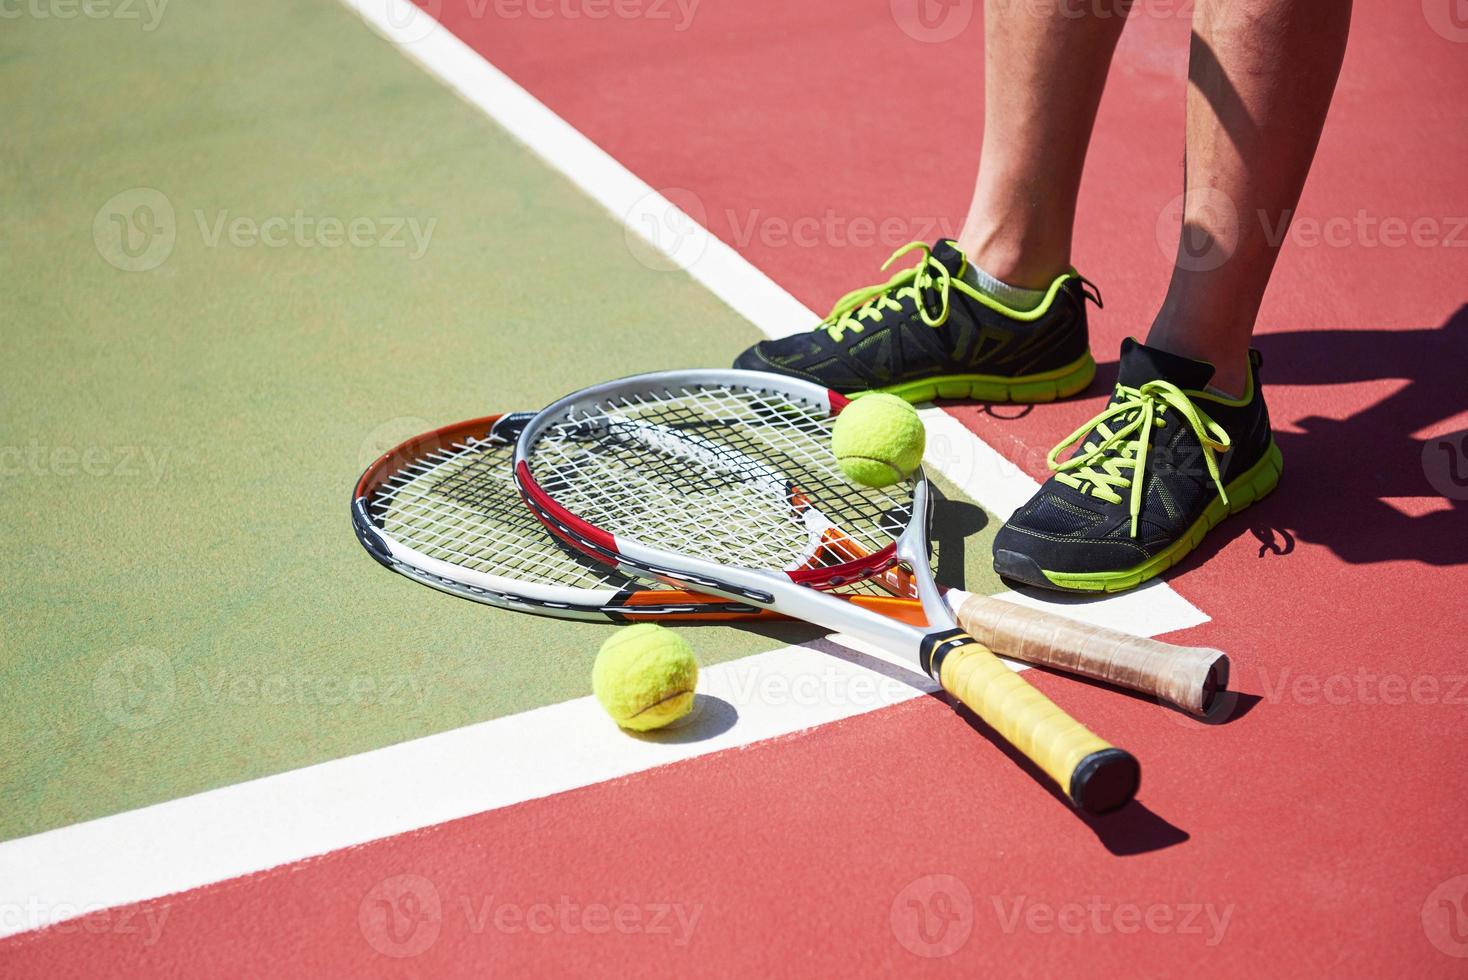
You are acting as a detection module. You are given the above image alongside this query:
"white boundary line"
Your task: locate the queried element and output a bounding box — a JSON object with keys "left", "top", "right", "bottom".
{"left": 0, "top": 0, "right": 1209, "bottom": 939}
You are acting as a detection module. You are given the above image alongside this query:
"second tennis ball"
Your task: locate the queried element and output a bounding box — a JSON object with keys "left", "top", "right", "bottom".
{"left": 592, "top": 624, "right": 699, "bottom": 732}
{"left": 831, "top": 393, "right": 926, "bottom": 488}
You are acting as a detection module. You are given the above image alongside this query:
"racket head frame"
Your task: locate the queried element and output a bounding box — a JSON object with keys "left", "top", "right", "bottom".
{"left": 511, "top": 369, "right": 957, "bottom": 669}
{"left": 351, "top": 411, "right": 766, "bottom": 621}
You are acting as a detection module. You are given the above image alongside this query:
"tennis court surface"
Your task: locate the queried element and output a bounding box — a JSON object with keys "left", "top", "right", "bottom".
{"left": 2, "top": 0, "right": 1466, "bottom": 974}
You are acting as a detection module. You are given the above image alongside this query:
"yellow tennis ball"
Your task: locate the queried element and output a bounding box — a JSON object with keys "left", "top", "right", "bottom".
{"left": 591, "top": 624, "right": 699, "bottom": 731}
{"left": 831, "top": 392, "right": 926, "bottom": 487}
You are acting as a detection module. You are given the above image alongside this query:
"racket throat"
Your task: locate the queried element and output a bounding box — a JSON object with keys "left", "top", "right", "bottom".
{"left": 918, "top": 627, "right": 972, "bottom": 682}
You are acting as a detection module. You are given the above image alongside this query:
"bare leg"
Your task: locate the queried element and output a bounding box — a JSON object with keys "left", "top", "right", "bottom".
{"left": 1147, "top": 0, "right": 1352, "bottom": 395}
{"left": 955, "top": 0, "right": 1132, "bottom": 289}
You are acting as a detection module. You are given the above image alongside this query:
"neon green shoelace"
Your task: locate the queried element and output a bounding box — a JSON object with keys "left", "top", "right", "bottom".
{"left": 1047, "top": 380, "right": 1232, "bottom": 537}
{"left": 818, "top": 242, "right": 963, "bottom": 342}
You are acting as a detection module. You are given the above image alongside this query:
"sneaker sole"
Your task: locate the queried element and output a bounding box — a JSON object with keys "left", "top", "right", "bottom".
{"left": 852, "top": 352, "right": 1097, "bottom": 404}
{"left": 1000, "top": 440, "right": 1285, "bottom": 594}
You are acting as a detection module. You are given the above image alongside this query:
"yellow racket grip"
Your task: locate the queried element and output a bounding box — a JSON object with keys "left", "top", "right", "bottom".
{"left": 921, "top": 629, "right": 1140, "bottom": 814}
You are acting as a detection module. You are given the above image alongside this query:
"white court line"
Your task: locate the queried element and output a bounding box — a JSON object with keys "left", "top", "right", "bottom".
{"left": 0, "top": 0, "right": 1209, "bottom": 939}
{"left": 0, "top": 592, "right": 1198, "bottom": 938}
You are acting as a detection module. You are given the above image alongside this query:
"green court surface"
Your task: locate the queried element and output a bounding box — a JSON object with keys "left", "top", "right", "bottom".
{"left": 0, "top": 0, "right": 1003, "bottom": 843}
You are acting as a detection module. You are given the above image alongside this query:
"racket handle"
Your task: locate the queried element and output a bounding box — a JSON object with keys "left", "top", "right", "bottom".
{"left": 955, "top": 595, "right": 1227, "bottom": 716}
{"left": 924, "top": 631, "right": 1140, "bottom": 814}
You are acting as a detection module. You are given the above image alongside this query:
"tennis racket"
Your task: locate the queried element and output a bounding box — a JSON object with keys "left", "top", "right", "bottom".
{"left": 352, "top": 413, "right": 1226, "bottom": 714}
{"left": 512, "top": 370, "right": 1142, "bottom": 813}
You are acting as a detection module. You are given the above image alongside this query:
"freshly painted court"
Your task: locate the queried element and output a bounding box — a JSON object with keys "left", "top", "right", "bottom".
{"left": 2, "top": 0, "right": 1465, "bottom": 975}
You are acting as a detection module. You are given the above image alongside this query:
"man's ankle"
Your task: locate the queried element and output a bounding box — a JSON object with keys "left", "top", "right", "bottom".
{"left": 953, "top": 231, "right": 1069, "bottom": 292}
{"left": 1143, "top": 328, "right": 1251, "bottom": 399}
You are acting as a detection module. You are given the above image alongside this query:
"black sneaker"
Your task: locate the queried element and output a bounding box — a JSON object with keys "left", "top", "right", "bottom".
{"left": 992, "top": 338, "right": 1284, "bottom": 592}
{"left": 732, "top": 240, "right": 1099, "bottom": 402}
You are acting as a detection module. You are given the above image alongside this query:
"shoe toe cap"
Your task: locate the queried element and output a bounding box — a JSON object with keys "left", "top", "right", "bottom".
{"left": 732, "top": 343, "right": 774, "bottom": 371}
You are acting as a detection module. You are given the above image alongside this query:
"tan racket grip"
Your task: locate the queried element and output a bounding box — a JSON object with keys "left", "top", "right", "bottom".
{"left": 955, "top": 594, "right": 1228, "bottom": 716}
{"left": 928, "top": 632, "right": 1139, "bottom": 814}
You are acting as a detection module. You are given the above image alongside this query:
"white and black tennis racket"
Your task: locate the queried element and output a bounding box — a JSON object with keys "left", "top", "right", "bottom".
{"left": 353, "top": 413, "right": 1227, "bottom": 715}
{"left": 512, "top": 370, "right": 1142, "bottom": 813}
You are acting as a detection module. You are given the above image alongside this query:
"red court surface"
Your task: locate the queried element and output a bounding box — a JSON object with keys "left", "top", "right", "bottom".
{"left": 5, "top": 0, "right": 1466, "bottom": 975}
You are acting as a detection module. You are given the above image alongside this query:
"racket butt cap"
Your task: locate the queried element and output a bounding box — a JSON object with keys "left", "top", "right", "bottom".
{"left": 1198, "top": 655, "right": 1231, "bottom": 714}
{"left": 1070, "top": 748, "right": 1140, "bottom": 815}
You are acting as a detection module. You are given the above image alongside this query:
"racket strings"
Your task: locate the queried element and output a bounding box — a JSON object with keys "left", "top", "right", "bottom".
{"left": 527, "top": 384, "right": 912, "bottom": 573}
{"left": 371, "top": 436, "right": 634, "bottom": 589}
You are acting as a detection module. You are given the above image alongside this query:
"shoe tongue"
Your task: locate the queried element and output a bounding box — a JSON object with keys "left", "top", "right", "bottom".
{"left": 931, "top": 239, "right": 969, "bottom": 278}
{"left": 1116, "top": 337, "right": 1215, "bottom": 390}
